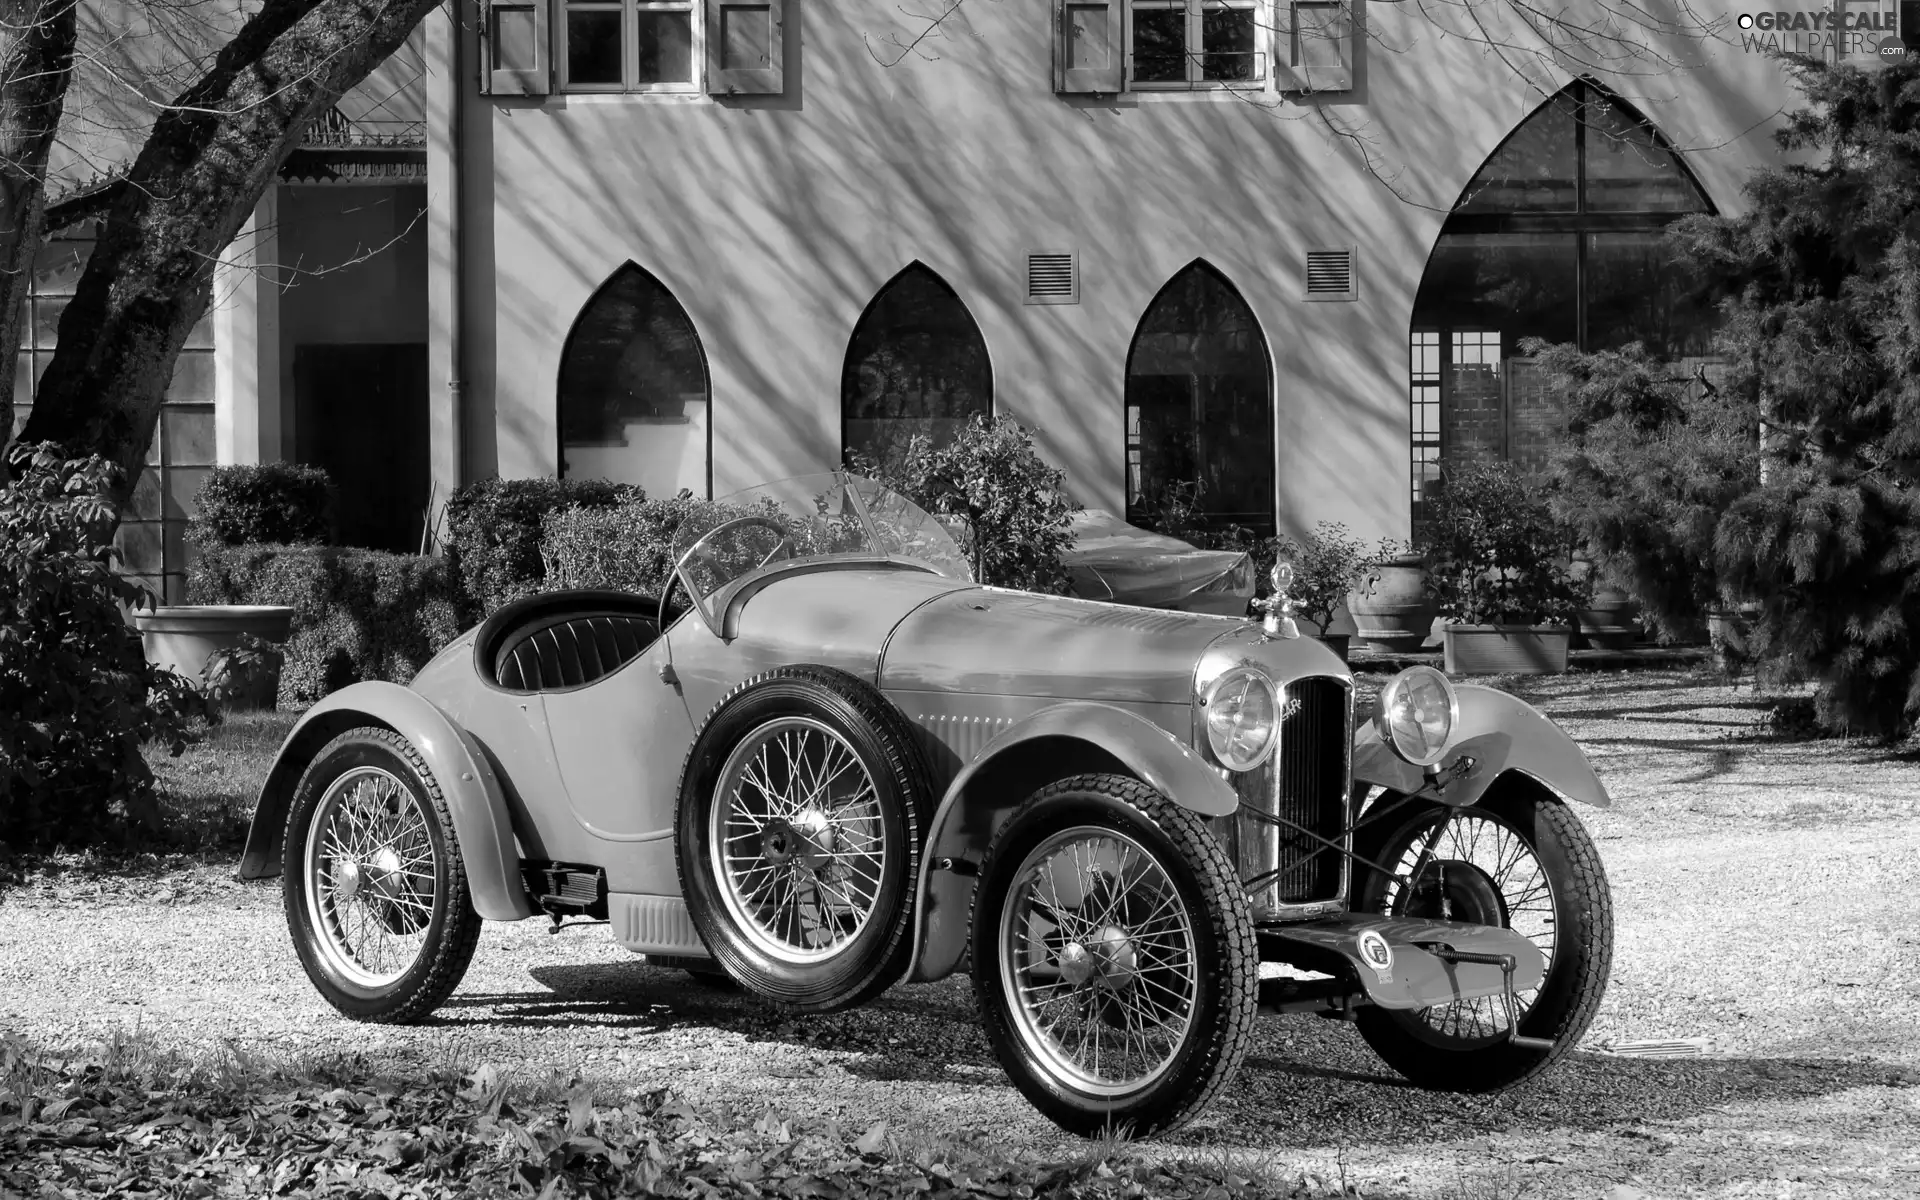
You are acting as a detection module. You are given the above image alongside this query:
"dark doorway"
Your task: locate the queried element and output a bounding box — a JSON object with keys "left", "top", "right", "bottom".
{"left": 293, "top": 343, "right": 430, "bottom": 553}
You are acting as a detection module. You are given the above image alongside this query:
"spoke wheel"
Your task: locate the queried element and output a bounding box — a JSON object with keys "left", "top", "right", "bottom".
{"left": 677, "top": 666, "right": 930, "bottom": 1012}
{"left": 972, "top": 775, "right": 1256, "bottom": 1138}
{"left": 284, "top": 728, "right": 482, "bottom": 1024}
{"left": 1351, "top": 781, "right": 1613, "bottom": 1092}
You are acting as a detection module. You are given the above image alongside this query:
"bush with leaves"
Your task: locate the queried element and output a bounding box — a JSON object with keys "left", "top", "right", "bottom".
{"left": 0, "top": 443, "right": 207, "bottom": 848}
{"left": 852, "top": 415, "right": 1073, "bottom": 593}
{"left": 1271, "top": 522, "right": 1369, "bottom": 635}
{"left": 186, "top": 463, "right": 336, "bottom": 550}
{"left": 539, "top": 491, "right": 703, "bottom": 597}
{"left": 1420, "top": 461, "right": 1585, "bottom": 627}
{"left": 443, "top": 477, "right": 641, "bottom": 621}
{"left": 189, "top": 545, "right": 462, "bottom": 705}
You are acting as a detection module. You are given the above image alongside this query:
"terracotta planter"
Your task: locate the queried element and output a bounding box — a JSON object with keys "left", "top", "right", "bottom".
{"left": 1577, "top": 587, "right": 1642, "bottom": 652}
{"left": 1346, "top": 553, "right": 1437, "bottom": 653}
{"left": 1309, "top": 632, "right": 1350, "bottom": 664}
{"left": 132, "top": 605, "right": 294, "bottom": 706}
{"left": 1442, "top": 624, "right": 1573, "bottom": 675}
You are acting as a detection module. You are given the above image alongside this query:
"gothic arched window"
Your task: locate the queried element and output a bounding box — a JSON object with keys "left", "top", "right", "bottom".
{"left": 841, "top": 264, "right": 993, "bottom": 471}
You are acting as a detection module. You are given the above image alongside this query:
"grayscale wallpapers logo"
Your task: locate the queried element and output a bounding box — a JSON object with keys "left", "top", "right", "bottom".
{"left": 1737, "top": 8, "right": 1907, "bottom": 59}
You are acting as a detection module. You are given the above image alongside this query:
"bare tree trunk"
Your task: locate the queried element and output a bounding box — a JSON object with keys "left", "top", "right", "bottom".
{"left": 18, "top": 0, "right": 441, "bottom": 505}
{"left": 0, "top": 0, "right": 77, "bottom": 472}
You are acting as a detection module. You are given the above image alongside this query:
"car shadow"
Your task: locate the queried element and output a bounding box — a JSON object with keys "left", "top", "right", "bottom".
{"left": 430, "top": 961, "right": 1917, "bottom": 1150}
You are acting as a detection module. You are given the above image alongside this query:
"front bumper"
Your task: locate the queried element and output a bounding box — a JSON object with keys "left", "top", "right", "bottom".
{"left": 1256, "top": 915, "right": 1547, "bottom": 1013}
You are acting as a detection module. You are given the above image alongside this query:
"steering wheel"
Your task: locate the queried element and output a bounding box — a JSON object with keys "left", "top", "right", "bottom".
{"left": 657, "top": 515, "right": 796, "bottom": 629}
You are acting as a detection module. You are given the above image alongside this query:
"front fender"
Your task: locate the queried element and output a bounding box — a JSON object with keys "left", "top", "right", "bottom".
{"left": 903, "top": 701, "right": 1234, "bottom": 984}
{"left": 1352, "top": 683, "right": 1611, "bottom": 809}
{"left": 237, "top": 681, "right": 536, "bottom": 921}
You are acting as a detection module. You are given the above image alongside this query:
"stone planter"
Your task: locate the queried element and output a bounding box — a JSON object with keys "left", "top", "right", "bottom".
{"left": 132, "top": 605, "right": 294, "bottom": 708}
{"left": 1308, "top": 632, "right": 1350, "bottom": 664}
{"left": 1707, "top": 604, "right": 1761, "bottom": 676}
{"left": 1442, "top": 624, "right": 1573, "bottom": 675}
{"left": 1346, "top": 553, "right": 1437, "bottom": 653}
{"left": 1577, "top": 587, "right": 1642, "bottom": 652}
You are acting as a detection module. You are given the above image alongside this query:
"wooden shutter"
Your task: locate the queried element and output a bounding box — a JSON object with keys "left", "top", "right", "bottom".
{"left": 1277, "top": 1, "right": 1353, "bottom": 93}
{"left": 479, "top": 0, "right": 549, "bottom": 96}
{"left": 1054, "top": 0, "right": 1123, "bottom": 94}
{"left": 707, "top": 0, "right": 785, "bottom": 95}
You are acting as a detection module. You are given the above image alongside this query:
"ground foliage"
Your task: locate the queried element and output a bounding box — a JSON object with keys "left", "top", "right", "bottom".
{"left": 0, "top": 1033, "right": 1371, "bottom": 1200}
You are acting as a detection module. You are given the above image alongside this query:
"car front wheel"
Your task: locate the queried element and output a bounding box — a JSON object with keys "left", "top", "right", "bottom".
{"left": 284, "top": 727, "right": 483, "bottom": 1023}
{"left": 1350, "top": 779, "right": 1614, "bottom": 1092}
{"left": 971, "top": 774, "right": 1258, "bottom": 1138}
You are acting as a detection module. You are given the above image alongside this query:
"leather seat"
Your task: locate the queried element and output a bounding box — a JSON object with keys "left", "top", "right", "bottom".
{"left": 493, "top": 612, "right": 657, "bottom": 692}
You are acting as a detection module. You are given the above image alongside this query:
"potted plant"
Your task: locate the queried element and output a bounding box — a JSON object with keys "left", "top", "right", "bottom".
{"left": 1422, "top": 463, "right": 1584, "bottom": 675}
{"left": 1345, "top": 538, "right": 1437, "bottom": 654}
{"left": 1570, "top": 556, "right": 1642, "bottom": 651}
{"left": 1272, "top": 522, "right": 1369, "bottom": 662}
{"left": 131, "top": 596, "right": 294, "bottom": 707}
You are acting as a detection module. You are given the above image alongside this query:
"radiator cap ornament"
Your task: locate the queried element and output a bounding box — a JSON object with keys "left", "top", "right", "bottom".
{"left": 1256, "top": 561, "right": 1301, "bottom": 640}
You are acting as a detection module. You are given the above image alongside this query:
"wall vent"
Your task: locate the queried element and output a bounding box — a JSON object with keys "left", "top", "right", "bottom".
{"left": 1304, "top": 247, "right": 1358, "bottom": 302}
{"left": 1025, "top": 250, "right": 1078, "bottom": 305}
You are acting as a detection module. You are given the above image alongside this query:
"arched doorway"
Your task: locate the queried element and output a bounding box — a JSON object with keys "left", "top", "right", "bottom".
{"left": 1124, "top": 261, "right": 1274, "bottom": 536}
{"left": 1410, "top": 80, "right": 1718, "bottom": 526}
{"left": 840, "top": 263, "right": 993, "bottom": 471}
{"left": 557, "top": 262, "right": 711, "bottom": 497}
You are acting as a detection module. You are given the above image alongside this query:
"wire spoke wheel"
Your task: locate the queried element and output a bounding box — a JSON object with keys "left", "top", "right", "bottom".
{"left": 1000, "top": 826, "right": 1199, "bottom": 1096}
{"left": 304, "top": 766, "right": 438, "bottom": 988}
{"left": 711, "top": 716, "right": 889, "bottom": 963}
{"left": 1380, "top": 809, "right": 1556, "bottom": 1047}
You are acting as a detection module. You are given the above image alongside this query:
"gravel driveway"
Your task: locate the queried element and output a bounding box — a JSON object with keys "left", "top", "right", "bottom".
{"left": 3, "top": 672, "right": 1917, "bottom": 1196}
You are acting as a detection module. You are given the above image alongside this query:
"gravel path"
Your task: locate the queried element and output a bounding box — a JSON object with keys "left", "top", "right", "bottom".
{"left": 3, "top": 671, "right": 1917, "bottom": 1196}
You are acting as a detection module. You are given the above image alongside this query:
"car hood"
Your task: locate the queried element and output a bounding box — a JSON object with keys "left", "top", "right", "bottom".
{"left": 879, "top": 588, "right": 1246, "bottom": 703}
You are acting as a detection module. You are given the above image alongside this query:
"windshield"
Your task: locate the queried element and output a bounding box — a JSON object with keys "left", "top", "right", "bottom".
{"left": 668, "top": 472, "right": 972, "bottom": 625}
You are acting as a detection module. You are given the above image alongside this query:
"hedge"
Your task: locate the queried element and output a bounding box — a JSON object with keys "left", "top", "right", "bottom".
{"left": 444, "top": 477, "right": 640, "bottom": 621}
{"left": 189, "top": 545, "right": 462, "bottom": 706}
{"left": 538, "top": 493, "right": 706, "bottom": 597}
{"left": 187, "top": 463, "right": 335, "bottom": 549}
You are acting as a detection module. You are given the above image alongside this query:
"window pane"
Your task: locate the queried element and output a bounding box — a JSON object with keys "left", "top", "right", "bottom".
{"left": 1455, "top": 92, "right": 1578, "bottom": 213}
{"left": 567, "top": 8, "right": 624, "bottom": 86}
{"left": 558, "top": 264, "right": 710, "bottom": 497}
{"left": 1413, "top": 232, "right": 1579, "bottom": 350}
{"left": 717, "top": 2, "right": 772, "bottom": 71}
{"left": 32, "top": 240, "right": 91, "bottom": 297}
{"left": 31, "top": 296, "right": 63, "bottom": 349}
{"left": 1586, "top": 231, "right": 1721, "bottom": 358}
{"left": 1124, "top": 264, "right": 1274, "bottom": 535}
{"left": 636, "top": 10, "right": 694, "bottom": 83}
{"left": 1582, "top": 97, "right": 1709, "bottom": 213}
{"left": 1132, "top": 8, "right": 1186, "bottom": 83}
{"left": 842, "top": 265, "right": 993, "bottom": 473}
{"left": 1202, "top": 7, "right": 1255, "bottom": 80}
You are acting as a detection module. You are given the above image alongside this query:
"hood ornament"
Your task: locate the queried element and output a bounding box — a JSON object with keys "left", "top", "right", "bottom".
{"left": 1254, "top": 561, "right": 1300, "bottom": 640}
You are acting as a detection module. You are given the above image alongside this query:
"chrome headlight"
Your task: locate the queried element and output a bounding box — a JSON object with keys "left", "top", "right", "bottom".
{"left": 1373, "top": 665, "right": 1458, "bottom": 767}
{"left": 1205, "top": 668, "right": 1281, "bottom": 771}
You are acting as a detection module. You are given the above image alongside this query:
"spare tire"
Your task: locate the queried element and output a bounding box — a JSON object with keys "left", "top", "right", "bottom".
{"left": 675, "top": 665, "right": 932, "bottom": 1011}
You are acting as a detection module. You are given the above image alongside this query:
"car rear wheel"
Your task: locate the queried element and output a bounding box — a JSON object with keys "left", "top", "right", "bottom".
{"left": 676, "top": 666, "right": 931, "bottom": 1012}
{"left": 284, "top": 727, "right": 483, "bottom": 1023}
{"left": 1350, "top": 780, "right": 1614, "bottom": 1092}
{"left": 970, "top": 775, "right": 1257, "bottom": 1138}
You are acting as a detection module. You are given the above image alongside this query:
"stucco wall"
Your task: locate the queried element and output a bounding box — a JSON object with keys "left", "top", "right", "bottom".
{"left": 457, "top": 0, "right": 1803, "bottom": 544}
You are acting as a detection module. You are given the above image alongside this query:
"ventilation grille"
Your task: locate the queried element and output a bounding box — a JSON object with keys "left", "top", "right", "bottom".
{"left": 1305, "top": 247, "right": 1357, "bottom": 302}
{"left": 1025, "top": 250, "right": 1078, "bottom": 305}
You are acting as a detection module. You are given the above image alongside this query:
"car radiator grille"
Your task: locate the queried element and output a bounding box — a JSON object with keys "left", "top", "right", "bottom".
{"left": 1222, "top": 675, "right": 1351, "bottom": 915}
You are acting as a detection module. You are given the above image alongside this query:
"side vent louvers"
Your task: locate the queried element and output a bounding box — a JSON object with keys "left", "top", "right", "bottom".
{"left": 1304, "top": 246, "right": 1357, "bottom": 302}
{"left": 1025, "top": 249, "right": 1078, "bottom": 305}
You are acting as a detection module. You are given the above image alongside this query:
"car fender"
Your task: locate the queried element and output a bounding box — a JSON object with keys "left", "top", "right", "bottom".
{"left": 903, "top": 700, "right": 1236, "bottom": 983}
{"left": 1351, "top": 682, "right": 1611, "bottom": 810}
{"left": 237, "top": 681, "right": 536, "bottom": 921}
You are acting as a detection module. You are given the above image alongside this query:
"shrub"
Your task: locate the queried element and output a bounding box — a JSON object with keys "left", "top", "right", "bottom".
{"left": 1271, "top": 522, "right": 1369, "bottom": 635}
{"left": 1420, "top": 461, "right": 1585, "bottom": 627}
{"left": 189, "top": 545, "right": 462, "bottom": 706}
{"left": 852, "top": 415, "right": 1074, "bottom": 593}
{"left": 443, "top": 477, "right": 641, "bottom": 621}
{"left": 1, "top": 442, "right": 207, "bottom": 849}
{"left": 539, "top": 491, "right": 702, "bottom": 597}
{"left": 187, "top": 463, "right": 335, "bottom": 549}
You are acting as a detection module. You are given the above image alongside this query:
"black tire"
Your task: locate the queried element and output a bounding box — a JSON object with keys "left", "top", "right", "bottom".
{"left": 1350, "top": 779, "right": 1614, "bottom": 1092}
{"left": 283, "top": 727, "right": 484, "bottom": 1023}
{"left": 675, "top": 665, "right": 932, "bottom": 1012}
{"left": 970, "top": 774, "right": 1258, "bottom": 1138}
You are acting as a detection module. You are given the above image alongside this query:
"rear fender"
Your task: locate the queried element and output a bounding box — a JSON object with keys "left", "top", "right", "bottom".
{"left": 1351, "top": 683, "right": 1610, "bottom": 810}
{"left": 237, "top": 681, "right": 536, "bottom": 921}
{"left": 903, "top": 701, "right": 1234, "bottom": 984}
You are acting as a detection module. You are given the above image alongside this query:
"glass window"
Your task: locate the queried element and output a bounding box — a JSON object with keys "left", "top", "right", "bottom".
{"left": 636, "top": 4, "right": 694, "bottom": 83}
{"left": 1582, "top": 97, "right": 1710, "bottom": 213}
{"left": 1124, "top": 262, "right": 1274, "bottom": 535}
{"left": 1585, "top": 231, "right": 1721, "bottom": 358}
{"left": 558, "top": 262, "right": 711, "bottom": 497}
{"left": 1455, "top": 92, "right": 1578, "bottom": 214}
{"left": 841, "top": 264, "right": 993, "bottom": 473}
{"left": 1129, "top": 1, "right": 1262, "bottom": 88}
{"left": 562, "top": 0, "right": 699, "bottom": 91}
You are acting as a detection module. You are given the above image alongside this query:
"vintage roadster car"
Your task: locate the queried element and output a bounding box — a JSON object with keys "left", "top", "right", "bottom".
{"left": 240, "top": 472, "right": 1613, "bottom": 1137}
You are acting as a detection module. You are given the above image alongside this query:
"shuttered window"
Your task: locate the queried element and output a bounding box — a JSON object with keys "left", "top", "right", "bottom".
{"left": 1276, "top": 0, "right": 1353, "bottom": 93}
{"left": 480, "top": 0, "right": 551, "bottom": 95}
{"left": 706, "top": 0, "right": 785, "bottom": 94}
